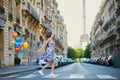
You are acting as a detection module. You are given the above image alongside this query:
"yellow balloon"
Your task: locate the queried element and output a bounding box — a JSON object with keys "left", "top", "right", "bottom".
{"left": 11, "top": 40, "right": 15, "bottom": 46}
{"left": 23, "top": 42, "right": 29, "bottom": 49}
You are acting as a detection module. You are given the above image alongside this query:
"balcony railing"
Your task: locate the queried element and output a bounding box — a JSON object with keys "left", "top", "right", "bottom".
{"left": 98, "top": 19, "right": 103, "bottom": 26}
{"left": 117, "top": 39, "right": 120, "bottom": 44}
{"left": 96, "top": 39, "right": 103, "bottom": 46}
{"left": 41, "top": 19, "right": 52, "bottom": 32}
{"left": 108, "top": 0, "right": 114, "bottom": 12}
{"left": 107, "top": 29, "right": 116, "bottom": 39}
{"left": 115, "top": 5, "right": 120, "bottom": 16}
{"left": 44, "top": 10, "right": 52, "bottom": 21}
{"left": 117, "top": 21, "right": 120, "bottom": 28}
{"left": 103, "top": 21, "right": 109, "bottom": 30}
{"left": 22, "top": 0, "right": 39, "bottom": 22}
{"left": 109, "top": 15, "right": 116, "bottom": 25}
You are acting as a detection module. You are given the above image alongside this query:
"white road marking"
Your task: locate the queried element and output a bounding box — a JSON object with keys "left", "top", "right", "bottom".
{"left": 42, "top": 74, "right": 58, "bottom": 78}
{"left": 69, "top": 74, "right": 84, "bottom": 79}
{"left": 18, "top": 71, "right": 38, "bottom": 78}
{"left": 96, "top": 75, "right": 117, "bottom": 79}
{"left": 3, "top": 75, "right": 17, "bottom": 78}
{"left": 18, "top": 74, "right": 37, "bottom": 78}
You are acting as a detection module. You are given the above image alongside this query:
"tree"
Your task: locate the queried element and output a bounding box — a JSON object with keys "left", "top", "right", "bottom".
{"left": 75, "top": 48, "right": 84, "bottom": 58}
{"left": 84, "top": 43, "right": 91, "bottom": 58}
{"left": 67, "top": 46, "right": 77, "bottom": 59}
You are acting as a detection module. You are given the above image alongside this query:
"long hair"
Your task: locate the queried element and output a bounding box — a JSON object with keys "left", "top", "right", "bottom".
{"left": 46, "top": 32, "right": 52, "bottom": 39}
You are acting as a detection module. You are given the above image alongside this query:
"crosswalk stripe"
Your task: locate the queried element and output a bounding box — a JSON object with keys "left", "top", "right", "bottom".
{"left": 18, "top": 74, "right": 37, "bottom": 78}
{"left": 68, "top": 74, "right": 84, "bottom": 79}
{"left": 96, "top": 75, "right": 117, "bottom": 79}
{"left": 17, "top": 73, "right": 117, "bottom": 80}
{"left": 42, "top": 74, "right": 58, "bottom": 78}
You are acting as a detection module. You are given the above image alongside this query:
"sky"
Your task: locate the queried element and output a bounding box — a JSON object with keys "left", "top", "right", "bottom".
{"left": 57, "top": 0, "right": 103, "bottom": 48}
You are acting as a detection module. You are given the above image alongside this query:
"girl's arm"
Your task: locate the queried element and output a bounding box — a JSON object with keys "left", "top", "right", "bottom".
{"left": 38, "top": 38, "right": 50, "bottom": 52}
{"left": 50, "top": 33, "right": 54, "bottom": 40}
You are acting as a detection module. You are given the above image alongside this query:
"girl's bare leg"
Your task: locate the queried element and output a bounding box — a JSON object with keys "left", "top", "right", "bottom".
{"left": 41, "top": 62, "right": 52, "bottom": 71}
{"left": 50, "top": 61, "right": 56, "bottom": 74}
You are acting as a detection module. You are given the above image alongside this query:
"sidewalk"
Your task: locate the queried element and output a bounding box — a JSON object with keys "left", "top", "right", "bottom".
{"left": 0, "top": 65, "right": 42, "bottom": 76}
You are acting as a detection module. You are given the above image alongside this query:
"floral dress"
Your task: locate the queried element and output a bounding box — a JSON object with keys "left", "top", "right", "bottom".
{"left": 40, "top": 40, "right": 56, "bottom": 62}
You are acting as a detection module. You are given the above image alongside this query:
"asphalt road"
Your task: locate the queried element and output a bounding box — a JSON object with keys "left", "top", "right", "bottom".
{"left": 0, "top": 63, "right": 120, "bottom": 80}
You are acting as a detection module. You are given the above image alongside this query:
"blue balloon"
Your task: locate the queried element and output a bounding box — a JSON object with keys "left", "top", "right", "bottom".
{"left": 18, "top": 49, "right": 24, "bottom": 55}
{"left": 15, "top": 37, "right": 21, "bottom": 42}
{"left": 14, "top": 42, "right": 20, "bottom": 48}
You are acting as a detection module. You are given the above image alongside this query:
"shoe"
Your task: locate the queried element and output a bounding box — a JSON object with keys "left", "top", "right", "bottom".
{"left": 38, "top": 70, "right": 44, "bottom": 76}
{"left": 49, "top": 73, "right": 57, "bottom": 77}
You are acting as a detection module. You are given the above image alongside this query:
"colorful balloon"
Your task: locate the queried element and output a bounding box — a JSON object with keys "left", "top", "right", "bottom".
{"left": 23, "top": 42, "right": 29, "bottom": 49}
{"left": 11, "top": 40, "right": 15, "bottom": 46}
{"left": 15, "top": 37, "right": 21, "bottom": 42}
{"left": 12, "top": 33, "right": 18, "bottom": 38}
{"left": 14, "top": 42, "right": 20, "bottom": 48}
{"left": 20, "top": 42, "right": 24, "bottom": 48}
{"left": 14, "top": 47, "right": 20, "bottom": 53}
{"left": 18, "top": 49, "right": 24, "bottom": 55}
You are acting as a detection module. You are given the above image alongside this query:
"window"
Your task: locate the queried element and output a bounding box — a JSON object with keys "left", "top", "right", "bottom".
{"left": 8, "top": 27, "right": 11, "bottom": 47}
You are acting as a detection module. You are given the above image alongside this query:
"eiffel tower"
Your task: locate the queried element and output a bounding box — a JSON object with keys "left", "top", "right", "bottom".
{"left": 80, "top": 0, "right": 89, "bottom": 49}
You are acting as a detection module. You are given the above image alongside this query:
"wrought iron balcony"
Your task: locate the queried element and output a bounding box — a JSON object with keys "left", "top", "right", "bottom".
{"left": 107, "top": 29, "right": 116, "bottom": 39}
{"left": 103, "top": 21, "right": 109, "bottom": 30}
{"left": 44, "top": 11, "right": 52, "bottom": 21}
{"left": 109, "top": 16, "right": 116, "bottom": 25}
{"left": 96, "top": 39, "right": 103, "bottom": 46}
{"left": 41, "top": 19, "right": 47, "bottom": 30}
{"left": 41, "top": 19, "right": 52, "bottom": 32}
{"left": 116, "top": 21, "right": 120, "bottom": 32}
{"left": 22, "top": 0, "right": 39, "bottom": 22}
{"left": 108, "top": 1, "right": 114, "bottom": 12}
{"left": 98, "top": 19, "right": 103, "bottom": 26}
{"left": 117, "top": 39, "right": 120, "bottom": 44}
{"left": 115, "top": 5, "right": 120, "bottom": 16}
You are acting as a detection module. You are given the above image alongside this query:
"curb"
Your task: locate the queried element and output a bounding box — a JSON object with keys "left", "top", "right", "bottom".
{"left": 0, "top": 67, "right": 41, "bottom": 76}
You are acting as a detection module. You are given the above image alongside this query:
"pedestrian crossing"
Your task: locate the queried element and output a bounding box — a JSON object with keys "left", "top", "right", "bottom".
{"left": 14, "top": 72, "right": 118, "bottom": 80}
{"left": 41, "top": 74, "right": 117, "bottom": 79}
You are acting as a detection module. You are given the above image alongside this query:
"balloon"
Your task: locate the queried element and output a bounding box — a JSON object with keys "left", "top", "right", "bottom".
{"left": 23, "top": 42, "right": 29, "bottom": 49}
{"left": 14, "top": 42, "right": 20, "bottom": 48}
{"left": 20, "top": 42, "right": 24, "bottom": 48}
{"left": 12, "top": 33, "right": 18, "bottom": 38}
{"left": 18, "top": 49, "right": 24, "bottom": 55}
{"left": 14, "top": 47, "right": 20, "bottom": 53}
{"left": 11, "top": 40, "right": 15, "bottom": 46}
{"left": 15, "top": 37, "right": 21, "bottom": 42}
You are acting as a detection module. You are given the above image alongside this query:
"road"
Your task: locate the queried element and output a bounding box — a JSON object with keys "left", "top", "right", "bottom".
{"left": 0, "top": 63, "right": 120, "bottom": 80}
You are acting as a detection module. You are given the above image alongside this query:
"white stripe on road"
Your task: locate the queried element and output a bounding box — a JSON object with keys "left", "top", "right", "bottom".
{"left": 19, "top": 74, "right": 37, "bottom": 78}
{"left": 68, "top": 74, "right": 84, "bottom": 79}
{"left": 42, "top": 74, "right": 58, "bottom": 78}
{"left": 18, "top": 71, "right": 38, "bottom": 78}
{"left": 96, "top": 75, "right": 117, "bottom": 79}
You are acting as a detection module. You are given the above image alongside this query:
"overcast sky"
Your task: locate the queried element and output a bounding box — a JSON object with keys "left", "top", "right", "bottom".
{"left": 57, "top": 0, "right": 103, "bottom": 48}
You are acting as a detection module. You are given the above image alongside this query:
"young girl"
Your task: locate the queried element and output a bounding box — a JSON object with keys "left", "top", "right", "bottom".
{"left": 38, "top": 32, "right": 57, "bottom": 77}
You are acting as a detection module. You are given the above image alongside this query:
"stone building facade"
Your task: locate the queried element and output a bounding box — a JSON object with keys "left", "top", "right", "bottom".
{"left": 90, "top": 0, "right": 120, "bottom": 58}
{"left": 0, "top": 0, "right": 68, "bottom": 67}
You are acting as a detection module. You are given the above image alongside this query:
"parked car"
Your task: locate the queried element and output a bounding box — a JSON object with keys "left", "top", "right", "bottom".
{"left": 108, "top": 55, "right": 115, "bottom": 66}
{"left": 39, "top": 59, "right": 47, "bottom": 66}
{"left": 102, "top": 56, "right": 108, "bottom": 65}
